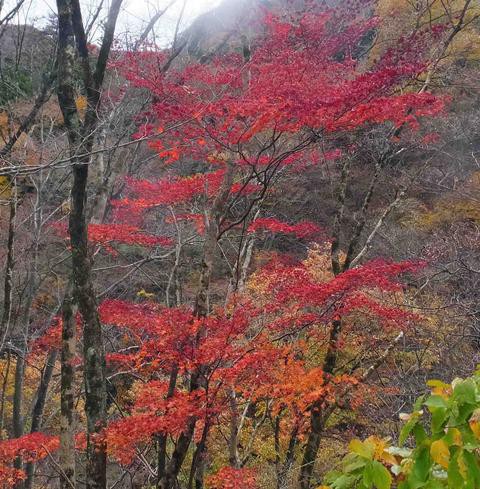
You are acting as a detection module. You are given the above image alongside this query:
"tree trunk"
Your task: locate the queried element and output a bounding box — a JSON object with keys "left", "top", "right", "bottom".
{"left": 277, "top": 423, "right": 298, "bottom": 489}
{"left": 24, "top": 349, "right": 58, "bottom": 489}
{"left": 298, "top": 408, "right": 327, "bottom": 489}
{"left": 228, "top": 391, "right": 241, "bottom": 469}
{"left": 12, "top": 352, "right": 25, "bottom": 435}
{"left": 0, "top": 185, "right": 16, "bottom": 350}
{"left": 12, "top": 354, "right": 25, "bottom": 487}
{"left": 60, "top": 287, "right": 77, "bottom": 489}
{"left": 158, "top": 163, "right": 235, "bottom": 489}
{"left": 70, "top": 141, "right": 107, "bottom": 489}
{"left": 55, "top": 1, "right": 123, "bottom": 487}
{"left": 188, "top": 420, "right": 210, "bottom": 489}
{"left": 193, "top": 161, "right": 235, "bottom": 318}
{"left": 298, "top": 318, "right": 342, "bottom": 489}
{"left": 157, "top": 365, "right": 178, "bottom": 486}
{"left": 158, "top": 370, "right": 200, "bottom": 489}
{"left": 0, "top": 351, "right": 11, "bottom": 439}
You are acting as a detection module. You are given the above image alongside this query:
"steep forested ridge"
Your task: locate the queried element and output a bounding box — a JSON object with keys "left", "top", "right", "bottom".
{"left": 0, "top": 0, "right": 479, "bottom": 488}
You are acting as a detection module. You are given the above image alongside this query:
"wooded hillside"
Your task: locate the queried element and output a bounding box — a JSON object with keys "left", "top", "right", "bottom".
{"left": 0, "top": 0, "right": 479, "bottom": 488}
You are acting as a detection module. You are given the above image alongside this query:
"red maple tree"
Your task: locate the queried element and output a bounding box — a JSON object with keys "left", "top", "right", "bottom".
{"left": 2, "top": 1, "right": 446, "bottom": 488}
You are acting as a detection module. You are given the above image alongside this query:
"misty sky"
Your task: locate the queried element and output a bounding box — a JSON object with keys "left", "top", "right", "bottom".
{"left": 2, "top": 0, "right": 222, "bottom": 45}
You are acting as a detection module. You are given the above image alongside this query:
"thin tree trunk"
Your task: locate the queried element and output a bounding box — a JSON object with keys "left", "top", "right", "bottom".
{"left": 15, "top": 232, "right": 40, "bottom": 489}
{"left": 60, "top": 288, "right": 77, "bottom": 489}
{"left": 70, "top": 143, "right": 107, "bottom": 489}
{"left": 158, "top": 163, "right": 236, "bottom": 489}
{"left": 299, "top": 318, "right": 342, "bottom": 489}
{"left": 188, "top": 421, "right": 210, "bottom": 489}
{"left": 156, "top": 364, "right": 178, "bottom": 486}
{"left": 55, "top": 1, "right": 123, "bottom": 487}
{"left": 277, "top": 423, "right": 298, "bottom": 489}
{"left": 298, "top": 408, "right": 327, "bottom": 489}
{"left": 26, "top": 135, "right": 125, "bottom": 487}
{"left": 0, "top": 351, "right": 11, "bottom": 439}
{"left": 4, "top": 174, "right": 44, "bottom": 488}
{"left": 194, "top": 161, "right": 235, "bottom": 318}
{"left": 13, "top": 352, "right": 25, "bottom": 486}
{"left": 0, "top": 185, "right": 16, "bottom": 351}
{"left": 22, "top": 170, "right": 51, "bottom": 489}
{"left": 12, "top": 354, "right": 24, "bottom": 440}
{"left": 228, "top": 391, "right": 241, "bottom": 469}
{"left": 30, "top": 351, "right": 57, "bottom": 433}
{"left": 24, "top": 349, "right": 58, "bottom": 489}
{"left": 158, "top": 369, "right": 200, "bottom": 489}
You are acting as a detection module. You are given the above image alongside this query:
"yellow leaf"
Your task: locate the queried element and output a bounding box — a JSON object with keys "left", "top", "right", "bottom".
{"left": 75, "top": 95, "right": 87, "bottom": 112}
{"left": 137, "top": 289, "right": 155, "bottom": 299}
{"left": 379, "top": 450, "right": 398, "bottom": 466}
{"left": 458, "top": 452, "right": 468, "bottom": 479}
{"left": 430, "top": 439, "right": 450, "bottom": 469}
{"left": 349, "top": 438, "right": 374, "bottom": 459}
{"left": 447, "top": 428, "right": 463, "bottom": 447}
{"left": 470, "top": 420, "right": 480, "bottom": 439}
{"left": 427, "top": 379, "right": 452, "bottom": 399}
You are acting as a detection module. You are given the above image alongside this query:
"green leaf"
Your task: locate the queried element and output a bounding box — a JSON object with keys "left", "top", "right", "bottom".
{"left": 413, "top": 395, "right": 427, "bottom": 411}
{"left": 409, "top": 447, "right": 431, "bottom": 486}
{"left": 343, "top": 453, "right": 367, "bottom": 473}
{"left": 425, "top": 395, "right": 448, "bottom": 410}
{"left": 431, "top": 408, "right": 448, "bottom": 434}
{"left": 329, "top": 473, "right": 358, "bottom": 489}
{"left": 423, "top": 481, "right": 445, "bottom": 489}
{"left": 370, "top": 460, "right": 392, "bottom": 489}
{"left": 453, "top": 379, "right": 477, "bottom": 405}
{"left": 400, "top": 415, "right": 420, "bottom": 446}
{"left": 413, "top": 424, "right": 428, "bottom": 445}
{"left": 447, "top": 449, "right": 464, "bottom": 488}
{"left": 363, "top": 461, "right": 374, "bottom": 487}
{"left": 463, "top": 451, "right": 480, "bottom": 487}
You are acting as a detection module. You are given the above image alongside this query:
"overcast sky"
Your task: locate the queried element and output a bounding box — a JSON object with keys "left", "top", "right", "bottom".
{"left": 3, "top": 0, "right": 222, "bottom": 45}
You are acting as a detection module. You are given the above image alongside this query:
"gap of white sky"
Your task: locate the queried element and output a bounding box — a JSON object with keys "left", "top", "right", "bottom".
{"left": 2, "top": 0, "right": 222, "bottom": 46}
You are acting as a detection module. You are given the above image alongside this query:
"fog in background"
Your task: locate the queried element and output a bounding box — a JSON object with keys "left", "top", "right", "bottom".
{"left": 1, "top": 0, "right": 222, "bottom": 45}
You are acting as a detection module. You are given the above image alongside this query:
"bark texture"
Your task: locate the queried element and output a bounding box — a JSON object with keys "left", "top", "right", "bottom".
{"left": 55, "top": 1, "right": 123, "bottom": 487}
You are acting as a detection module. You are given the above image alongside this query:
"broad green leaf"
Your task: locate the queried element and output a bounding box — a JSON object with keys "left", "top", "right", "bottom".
{"left": 344, "top": 456, "right": 367, "bottom": 474}
{"left": 330, "top": 473, "right": 358, "bottom": 489}
{"left": 324, "top": 371, "right": 480, "bottom": 489}
{"left": 410, "top": 447, "right": 431, "bottom": 485}
{"left": 412, "top": 424, "right": 428, "bottom": 445}
{"left": 413, "top": 395, "right": 427, "bottom": 411}
{"left": 423, "top": 480, "right": 445, "bottom": 489}
{"left": 425, "top": 395, "right": 448, "bottom": 410}
{"left": 453, "top": 379, "right": 476, "bottom": 405}
{"left": 370, "top": 460, "right": 392, "bottom": 489}
{"left": 363, "top": 461, "right": 374, "bottom": 487}
{"left": 462, "top": 450, "right": 480, "bottom": 487}
{"left": 447, "top": 449, "right": 465, "bottom": 488}
{"left": 431, "top": 408, "right": 448, "bottom": 434}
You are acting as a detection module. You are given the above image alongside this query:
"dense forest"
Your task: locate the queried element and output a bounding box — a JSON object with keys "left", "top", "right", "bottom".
{"left": 0, "top": 0, "right": 479, "bottom": 488}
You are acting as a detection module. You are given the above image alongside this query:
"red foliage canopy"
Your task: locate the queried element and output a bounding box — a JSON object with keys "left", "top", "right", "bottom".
{"left": 27, "top": 2, "right": 444, "bottom": 487}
